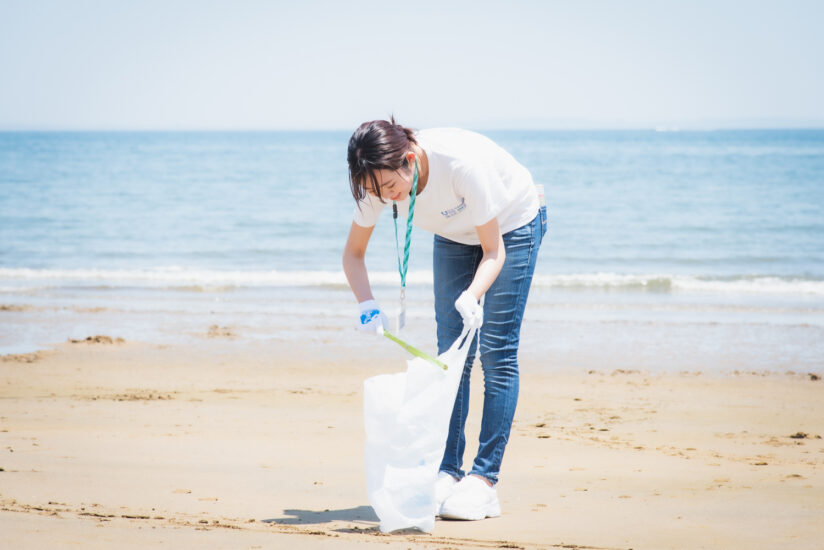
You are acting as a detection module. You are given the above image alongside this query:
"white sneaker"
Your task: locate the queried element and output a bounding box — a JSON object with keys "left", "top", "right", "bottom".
{"left": 439, "top": 475, "right": 501, "bottom": 520}
{"left": 435, "top": 471, "right": 459, "bottom": 513}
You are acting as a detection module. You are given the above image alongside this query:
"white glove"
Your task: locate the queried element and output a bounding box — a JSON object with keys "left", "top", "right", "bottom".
{"left": 454, "top": 290, "right": 483, "bottom": 330}
{"left": 358, "top": 299, "right": 388, "bottom": 336}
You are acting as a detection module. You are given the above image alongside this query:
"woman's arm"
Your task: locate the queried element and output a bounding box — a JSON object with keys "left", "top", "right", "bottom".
{"left": 342, "top": 221, "right": 377, "bottom": 303}
{"left": 467, "top": 217, "right": 506, "bottom": 300}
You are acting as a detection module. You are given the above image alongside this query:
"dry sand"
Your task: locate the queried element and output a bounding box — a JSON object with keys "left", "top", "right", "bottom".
{"left": 1, "top": 336, "right": 822, "bottom": 549}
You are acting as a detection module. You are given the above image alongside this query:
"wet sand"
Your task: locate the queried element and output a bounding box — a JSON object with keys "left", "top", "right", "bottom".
{"left": 1, "top": 335, "right": 823, "bottom": 549}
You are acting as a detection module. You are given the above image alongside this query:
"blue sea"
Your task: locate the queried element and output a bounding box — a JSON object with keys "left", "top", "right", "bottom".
{"left": 1, "top": 130, "right": 823, "bottom": 372}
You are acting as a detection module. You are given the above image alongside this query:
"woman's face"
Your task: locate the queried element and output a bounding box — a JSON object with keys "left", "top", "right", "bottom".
{"left": 367, "top": 167, "right": 412, "bottom": 201}
{"left": 365, "top": 153, "right": 416, "bottom": 201}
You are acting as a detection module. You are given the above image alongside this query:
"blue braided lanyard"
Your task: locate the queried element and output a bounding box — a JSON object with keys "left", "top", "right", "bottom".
{"left": 392, "top": 160, "right": 419, "bottom": 298}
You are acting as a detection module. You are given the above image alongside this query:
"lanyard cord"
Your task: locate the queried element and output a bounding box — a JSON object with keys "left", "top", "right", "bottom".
{"left": 392, "top": 160, "right": 419, "bottom": 289}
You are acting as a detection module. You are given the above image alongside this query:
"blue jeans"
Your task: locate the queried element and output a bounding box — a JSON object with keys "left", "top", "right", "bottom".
{"left": 434, "top": 206, "right": 546, "bottom": 484}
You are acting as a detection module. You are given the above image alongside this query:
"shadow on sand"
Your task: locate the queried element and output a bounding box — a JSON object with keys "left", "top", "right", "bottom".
{"left": 263, "top": 505, "right": 379, "bottom": 526}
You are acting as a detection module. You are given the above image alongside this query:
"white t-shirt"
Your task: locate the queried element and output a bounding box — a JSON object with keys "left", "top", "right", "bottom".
{"left": 352, "top": 128, "right": 540, "bottom": 245}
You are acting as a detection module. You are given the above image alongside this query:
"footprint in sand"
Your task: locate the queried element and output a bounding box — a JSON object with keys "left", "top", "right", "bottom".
{"left": 207, "top": 325, "right": 236, "bottom": 338}
{"left": 69, "top": 335, "right": 125, "bottom": 344}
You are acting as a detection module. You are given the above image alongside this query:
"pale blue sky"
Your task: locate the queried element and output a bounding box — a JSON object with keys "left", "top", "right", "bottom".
{"left": 1, "top": 0, "right": 822, "bottom": 130}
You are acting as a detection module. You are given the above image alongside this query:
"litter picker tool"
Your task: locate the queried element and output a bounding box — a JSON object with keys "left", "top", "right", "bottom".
{"left": 383, "top": 330, "right": 447, "bottom": 370}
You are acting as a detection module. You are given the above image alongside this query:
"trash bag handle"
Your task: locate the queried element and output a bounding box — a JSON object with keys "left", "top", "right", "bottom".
{"left": 451, "top": 325, "right": 474, "bottom": 355}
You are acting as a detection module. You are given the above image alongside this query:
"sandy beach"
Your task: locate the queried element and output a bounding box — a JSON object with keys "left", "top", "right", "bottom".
{"left": 3, "top": 1, "right": 824, "bottom": 547}
{"left": 1, "top": 333, "right": 822, "bottom": 550}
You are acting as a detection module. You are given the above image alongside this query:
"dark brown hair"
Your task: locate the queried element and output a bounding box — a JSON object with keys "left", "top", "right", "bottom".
{"left": 347, "top": 116, "right": 417, "bottom": 203}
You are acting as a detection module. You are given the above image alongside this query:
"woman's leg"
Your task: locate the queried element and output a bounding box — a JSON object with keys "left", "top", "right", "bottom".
{"left": 434, "top": 234, "right": 482, "bottom": 479}
{"left": 469, "top": 210, "right": 544, "bottom": 484}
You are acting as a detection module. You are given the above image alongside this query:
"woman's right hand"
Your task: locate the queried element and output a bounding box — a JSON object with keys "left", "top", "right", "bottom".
{"left": 358, "top": 300, "right": 388, "bottom": 335}
{"left": 344, "top": 221, "right": 384, "bottom": 335}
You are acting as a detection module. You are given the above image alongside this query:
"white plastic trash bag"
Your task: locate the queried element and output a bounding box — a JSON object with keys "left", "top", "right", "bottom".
{"left": 363, "top": 326, "right": 476, "bottom": 533}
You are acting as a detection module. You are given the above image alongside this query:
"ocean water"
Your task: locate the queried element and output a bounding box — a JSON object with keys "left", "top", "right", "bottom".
{"left": 1, "top": 130, "right": 823, "bottom": 372}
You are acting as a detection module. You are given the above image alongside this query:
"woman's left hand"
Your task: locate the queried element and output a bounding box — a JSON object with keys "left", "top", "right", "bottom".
{"left": 455, "top": 291, "right": 483, "bottom": 330}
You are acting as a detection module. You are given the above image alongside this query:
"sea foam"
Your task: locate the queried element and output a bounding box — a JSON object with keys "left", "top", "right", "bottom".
{"left": 1, "top": 268, "right": 823, "bottom": 295}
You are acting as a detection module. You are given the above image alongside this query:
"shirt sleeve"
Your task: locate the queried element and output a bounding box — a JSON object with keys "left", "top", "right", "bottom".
{"left": 456, "top": 163, "right": 513, "bottom": 227}
{"left": 352, "top": 195, "right": 387, "bottom": 227}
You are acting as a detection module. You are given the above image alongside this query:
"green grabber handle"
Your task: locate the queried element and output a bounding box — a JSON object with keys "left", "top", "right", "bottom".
{"left": 383, "top": 330, "right": 448, "bottom": 370}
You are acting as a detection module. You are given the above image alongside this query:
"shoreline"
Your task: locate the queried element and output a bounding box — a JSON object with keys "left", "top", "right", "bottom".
{"left": 2, "top": 281, "right": 823, "bottom": 374}
{"left": 2, "top": 337, "right": 823, "bottom": 549}
{"left": 3, "top": 340, "right": 823, "bottom": 380}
